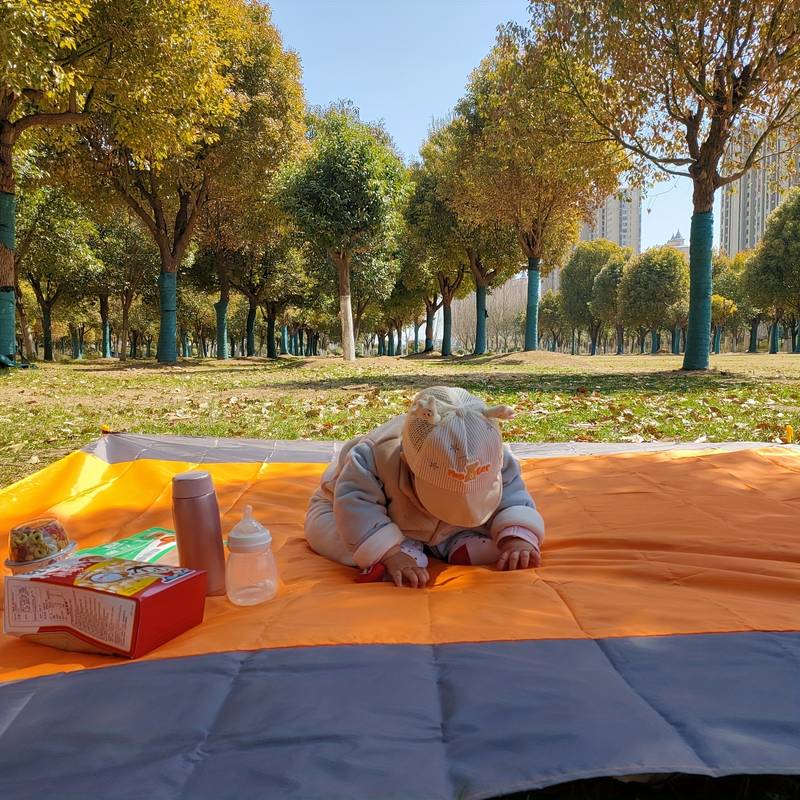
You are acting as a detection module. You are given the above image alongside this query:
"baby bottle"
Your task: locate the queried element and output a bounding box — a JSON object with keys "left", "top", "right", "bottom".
{"left": 226, "top": 505, "right": 278, "bottom": 606}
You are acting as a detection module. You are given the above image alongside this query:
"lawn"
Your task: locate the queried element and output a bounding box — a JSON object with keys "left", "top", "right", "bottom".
{"left": 2, "top": 350, "right": 800, "bottom": 488}
{"left": 3, "top": 353, "right": 800, "bottom": 799}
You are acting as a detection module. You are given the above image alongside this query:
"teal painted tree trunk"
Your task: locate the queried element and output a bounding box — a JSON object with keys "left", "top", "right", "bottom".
{"left": 769, "top": 322, "right": 779, "bottom": 354}
{"left": 387, "top": 330, "right": 395, "bottom": 356}
{"left": 474, "top": 283, "right": 487, "bottom": 355}
{"left": 246, "top": 302, "right": 257, "bottom": 357}
{"left": 672, "top": 325, "right": 681, "bottom": 355}
{"left": 69, "top": 326, "right": 81, "bottom": 360}
{"left": 748, "top": 320, "right": 759, "bottom": 353}
{"left": 99, "top": 295, "right": 112, "bottom": 357}
{"left": 442, "top": 301, "right": 453, "bottom": 357}
{"left": 0, "top": 191, "right": 15, "bottom": 361}
{"left": 651, "top": 329, "right": 659, "bottom": 354}
{"left": 524, "top": 257, "right": 540, "bottom": 351}
{"left": 214, "top": 297, "right": 229, "bottom": 360}
{"left": 683, "top": 212, "right": 713, "bottom": 370}
{"left": 298, "top": 329, "right": 304, "bottom": 356}
{"left": 616, "top": 325, "right": 625, "bottom": 355}
{"left": 414, "top": 322, "right": 420, "bottom": 353}
{"left": 280, "top": 324, "right": 288, "bottom": 355}
{"left": 424, "top": 306, "right": 435, "bottom": 352}
{"left": 713, "top": 327, "right": 721, "bottom": 354}
{"left": 157, "top": 272, "right": 178, "bottom": 364}
{"left": 181, "top": 331, "right": 190, "bottom": 358}
{"left": 267, "top": 314, "right": 277, "bottom": 359}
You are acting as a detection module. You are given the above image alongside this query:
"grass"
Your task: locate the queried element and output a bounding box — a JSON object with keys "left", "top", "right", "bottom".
{"left": 2, "top": 350, "right": 800, "bottom": 488}
{"left": 2, "top": 351, "right": 800, "bottom": 798}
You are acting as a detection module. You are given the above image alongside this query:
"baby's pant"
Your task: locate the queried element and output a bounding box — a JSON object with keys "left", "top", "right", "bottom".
{"left": 305, "top": 495, "right": 501, "bottom": 568}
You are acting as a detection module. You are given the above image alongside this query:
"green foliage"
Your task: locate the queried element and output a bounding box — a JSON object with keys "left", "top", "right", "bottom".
{"left": 619, "top": 246, "right": 689, "bottom": 331}
{"left": 278, "top": 107, "right": 406, "bottom": 262}
{"left": 538, "top": 290, "right": 568, "bottom": 339}
{"left": 589, "top": 253, "right": 627, "bottom": 327}
{"left": 17, "top": 185, "right": 99, "bottom": 306}
{"left": 745, "top": 188, "right": 800, "bottom": 319}
{"left": 562, "top": 239, "right": 630, "bottom": 330}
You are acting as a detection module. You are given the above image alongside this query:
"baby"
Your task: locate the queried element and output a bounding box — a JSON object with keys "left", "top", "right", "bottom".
{"left": 305, "top": 386, "right": 545, "bottom": 588}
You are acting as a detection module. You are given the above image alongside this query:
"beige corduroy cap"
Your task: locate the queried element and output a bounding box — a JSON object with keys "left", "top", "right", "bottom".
{"left": 401, "top": 387, "right": 514, "bottom": 528}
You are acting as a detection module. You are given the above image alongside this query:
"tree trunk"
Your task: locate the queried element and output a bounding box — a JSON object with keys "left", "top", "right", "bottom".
{"left": 119, "top": 299, "right": 131, "bottom": 363}
{"left": 616, "top": 324, "right": 624, "bottom": 355}
{"left": 280, "top": 324, "right": 288, "bottom": 355}
{"left": 0, "top": 142, "right": 16, "bottom": 360}
{"left": 683, "top": 208, "right": 714, "bottom": 370}
{"left": 40, "top": 303, "right": 53, "bottom": 362}
{"left": 157, "top": 271, "right": 178, "bottom": 364}
{"left": 442, "top": 296, "right": 453, "bottom": 357}
{"left": 98, "top": 293, "right": 112, "bottom": 357}
{"left": 590, "top": 324, "right": 600, "bottom": 356}
{"left": 747, "top": 319, "right": 761, "bottom": 353}
{"left": 246, "top": 297, "right": 257, "bottom": 357}
{"left": 413, "top": 318, "right": 421, "bottom": 353}
{"left": 387, "top": 328, "right": 395, "bottom": 357}
{"left": 267, "top": 309, "right": 277, "bottom": 359}
{"left": 214, "top": 285, "right": 229, "bottom": 360}
{"left": 571, "top": 328, "right": 577, "bottom": 356}
{"left": 638, "top": 329, "right": 646, "bottom": 354}
{"left": 474, "top": 283, "right": 487, "bottom": 355}
{"left": 524, "top": 256, "right": 540, "bottom": 351}
{"left": 671, "top": 325, "right": 681, "bottom": 355}
{"left": 424, "top": 301, "right": 435, "bottom": 352}
{"left": 769, "top": 321, "right": 779, "bottom": 354}
{"left": 713, "top": 326, "right": 721, "bottom": 354}
{"left": 651, "top": 329, "right": 659, "bottom": 354}
{"left": 69, "top": 324, "right": 81, "bottom": 360}
{"left": 334, "top": 253, "right": 356, "bottom": 362}
{"left": 298, "top": 328, "right": 304, "bottom": 357}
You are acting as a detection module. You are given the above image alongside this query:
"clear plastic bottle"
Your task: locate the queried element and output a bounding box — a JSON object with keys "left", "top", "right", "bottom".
{"left": 225, "top": 505, "right": 278, "bottom": 606}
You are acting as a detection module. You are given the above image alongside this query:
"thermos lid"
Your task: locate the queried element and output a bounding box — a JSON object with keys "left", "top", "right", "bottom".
{"left": 172, "top": 470, "right": 215, "bottom": 499}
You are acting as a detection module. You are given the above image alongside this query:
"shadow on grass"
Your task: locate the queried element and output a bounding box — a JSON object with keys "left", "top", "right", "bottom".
{"left": 71, "top": 356, "right": 313, "bottom": 374}
{"left": 501, "top": 774, "right": 800, "bottom": 800}
{"left": 269, "top": 369, "right": 760, "bottom": 395}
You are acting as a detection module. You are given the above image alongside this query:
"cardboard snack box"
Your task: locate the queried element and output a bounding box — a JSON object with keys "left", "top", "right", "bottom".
{"left": 3, "top": 555, "right": 206, "bottom": 658}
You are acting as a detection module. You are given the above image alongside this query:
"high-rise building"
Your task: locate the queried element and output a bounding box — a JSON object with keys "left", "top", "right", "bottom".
{"left": 720, "top": 135, "right": 800, "bottom": 257}
{"left": 541, "top": 187, "right": 642, "bottom": 293}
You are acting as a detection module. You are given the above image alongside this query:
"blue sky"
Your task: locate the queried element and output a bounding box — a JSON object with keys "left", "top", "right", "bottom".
{"left": 268, "top": 0, "right": 718, "bottom": 250}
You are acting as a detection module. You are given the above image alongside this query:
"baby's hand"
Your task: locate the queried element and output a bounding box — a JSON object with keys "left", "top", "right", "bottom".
{"left": 496, "top": 537, "right": 541, "bottom": 571}
{"left": 382, "top": 545, "right": 430, "bottom": 588}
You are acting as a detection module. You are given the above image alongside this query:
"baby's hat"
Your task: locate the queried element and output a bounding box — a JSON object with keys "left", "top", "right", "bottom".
{"left": 401, "top": 386, "right": 514, "bottom": 528}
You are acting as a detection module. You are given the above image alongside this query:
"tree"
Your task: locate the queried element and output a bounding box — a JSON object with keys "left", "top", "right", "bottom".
{"left": 449, "top": 26, "right": 625, "bottom": 352}
{"left": 538, "top": 290, "right": 568, "bottom": 351}
{"left": 711, "top": 294, "right": 738, "bottom": 353}
{"left": 73, "top": 1, "right": 304, "bottom": 364}
{"left": 278, "top": 105, "right": 406, "bottom": 361}
{"left": 423, "top": 121, "right": 522, "bottom": 355}
{"left": 743, "top": 189, "right": 800, "bottom": 354}
{"left": 403, "top": 161, "right": 468, "bottom": 357}
{"left": 590, "top": 251, "right": 628, "bottom": 354}
{"left": 538, "top": 1, "right": 800, "bottom": 370}
{"left": 92, "top": 214, "right": 161, "bottom": 361}
{"left": 619, "top": 246, "right": 689, "bottom": 354}
{"left": 16, "top": 186, "right": 98, "bottom": 360}
{"left": 562, "top": 239, "right": 630, "bottom": 355}
{"left": 0, "top": 0, "right": 249, "bottom": 361}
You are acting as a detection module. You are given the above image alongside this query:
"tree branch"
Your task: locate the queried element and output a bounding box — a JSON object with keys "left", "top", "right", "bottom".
{"left": 13, "top": 110, "right": 87, "bottom": 134}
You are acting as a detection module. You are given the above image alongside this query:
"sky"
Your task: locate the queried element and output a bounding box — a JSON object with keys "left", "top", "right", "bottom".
{"left": 268, "top": 0, "right": 719, "bottom": 251}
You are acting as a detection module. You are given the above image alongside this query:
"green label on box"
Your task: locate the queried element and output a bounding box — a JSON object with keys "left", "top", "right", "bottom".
{"left": 79, "top": 528, "right": 177, "bottom": 563}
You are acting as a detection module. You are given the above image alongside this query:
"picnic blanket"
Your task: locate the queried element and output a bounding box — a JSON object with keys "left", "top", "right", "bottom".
{"left": 1, "top": 434, "right": 799, "bottom": 799}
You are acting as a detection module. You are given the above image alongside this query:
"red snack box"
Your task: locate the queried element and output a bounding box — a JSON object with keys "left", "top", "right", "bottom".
{"left": 3, "top": 555, "right": 207, "bottom": 658}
